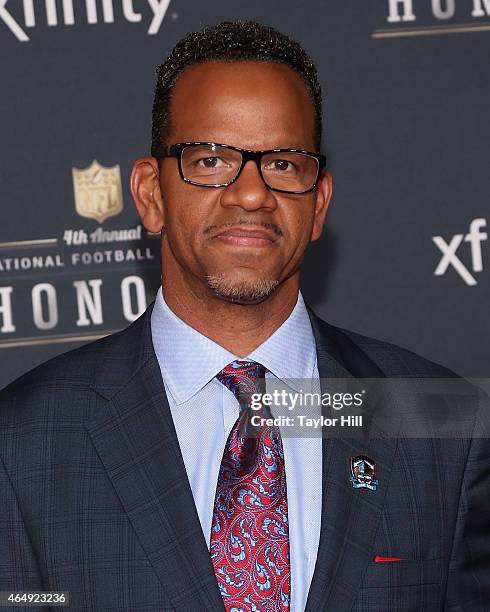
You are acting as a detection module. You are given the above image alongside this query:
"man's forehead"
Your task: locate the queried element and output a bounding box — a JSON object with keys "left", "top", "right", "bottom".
{"left": 171, "top": 60, "right": 311, "bottom": 106}
{"left": 167, "top": 60, "right": 316, "bottom": 149}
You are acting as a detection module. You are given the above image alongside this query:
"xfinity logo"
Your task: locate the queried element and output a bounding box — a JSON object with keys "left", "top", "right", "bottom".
{"left": 433, "top": 218, "right": 487, "bottom": 286}
{"left": 1, "top": 0, "right": 171, "bottom": 41}
{"left": 387, "top": 0, "right": 490, "bottom": 22}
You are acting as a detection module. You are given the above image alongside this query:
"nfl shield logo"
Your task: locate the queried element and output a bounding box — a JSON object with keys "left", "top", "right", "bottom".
{"left": 72, "top": 160, "right": 123, "bottom": 223}
{"left": 350, "top": 455, "right": 379, "bottom": 491}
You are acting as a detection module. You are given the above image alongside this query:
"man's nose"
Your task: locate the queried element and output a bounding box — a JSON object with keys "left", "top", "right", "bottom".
{"left": 219, "top": 160, "right": 277, "bottom": 211}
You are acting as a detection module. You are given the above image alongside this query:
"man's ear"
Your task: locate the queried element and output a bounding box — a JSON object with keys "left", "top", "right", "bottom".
{"left": 130, "top": 156, "right": 165, "bottom": 232}
{"left": 311, "top": 169, "right": 333, "bottom": 242}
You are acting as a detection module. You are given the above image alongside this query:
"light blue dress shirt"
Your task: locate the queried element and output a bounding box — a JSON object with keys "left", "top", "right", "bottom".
{"left": 150, "top": 287, "right": 322, "bottom": 611}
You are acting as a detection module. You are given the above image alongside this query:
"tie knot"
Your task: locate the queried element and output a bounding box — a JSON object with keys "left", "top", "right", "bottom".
{"left": 216, "top": 359, "right": 267, "bottom": 407}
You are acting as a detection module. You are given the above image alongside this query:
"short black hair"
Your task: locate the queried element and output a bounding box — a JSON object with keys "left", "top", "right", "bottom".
{"left": 151, "top": 20, "right": 323, "bottom": 155}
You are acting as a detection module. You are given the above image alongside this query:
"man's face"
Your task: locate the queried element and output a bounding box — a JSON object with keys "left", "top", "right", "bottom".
{"left": 153, "top": 60, "right": 331, "bottom": 304}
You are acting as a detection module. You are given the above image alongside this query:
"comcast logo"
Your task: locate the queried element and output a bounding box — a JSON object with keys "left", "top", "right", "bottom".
{"left": 0, "top": 0, "right": 171, "bottom": 42}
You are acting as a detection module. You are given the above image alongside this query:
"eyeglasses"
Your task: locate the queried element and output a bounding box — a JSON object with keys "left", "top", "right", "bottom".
{"left": 151, "top": 142, "right": 326, "bottom": 194}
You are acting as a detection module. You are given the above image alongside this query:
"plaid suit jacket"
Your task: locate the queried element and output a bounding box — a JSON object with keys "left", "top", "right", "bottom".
{"left": 1, "top": 301, "right": 489, "bottom": 611}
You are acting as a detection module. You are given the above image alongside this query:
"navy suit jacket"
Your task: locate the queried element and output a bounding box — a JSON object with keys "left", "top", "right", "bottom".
{"left": 1, "top": 302, "right": 489, "bottom": 611}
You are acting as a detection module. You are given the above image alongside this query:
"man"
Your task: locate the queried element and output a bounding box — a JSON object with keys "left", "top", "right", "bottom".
{"left": 1, "top": 20, "right": 489, "bottom": 612}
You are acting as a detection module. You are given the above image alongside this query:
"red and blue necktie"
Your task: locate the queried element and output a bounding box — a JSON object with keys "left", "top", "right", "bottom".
{"left": 210, "top": 359, "right": 290, "bottom": 611}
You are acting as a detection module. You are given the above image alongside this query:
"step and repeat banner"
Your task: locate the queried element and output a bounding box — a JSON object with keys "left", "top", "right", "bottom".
{"left": 1, "top": 0, "right": 489, "bottom": 388}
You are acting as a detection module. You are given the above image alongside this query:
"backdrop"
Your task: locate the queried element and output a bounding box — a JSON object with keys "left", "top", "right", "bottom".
{"left": 1, "top": 0, "right": 489, "bottom": 389}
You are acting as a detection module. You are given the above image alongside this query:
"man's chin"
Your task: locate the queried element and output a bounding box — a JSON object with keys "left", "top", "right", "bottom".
{"left": 204, "top": 274, "right": 280, "bottom": 305}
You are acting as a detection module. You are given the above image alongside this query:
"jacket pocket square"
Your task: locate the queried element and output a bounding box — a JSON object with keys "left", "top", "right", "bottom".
{"left": 362, "top": 558, "right": 443, "bottom": 588}
{"left": 373, "top": 555, "right": 403, "bottom": 562}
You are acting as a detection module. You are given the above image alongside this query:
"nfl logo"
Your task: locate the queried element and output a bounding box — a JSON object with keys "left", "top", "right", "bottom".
{"left": 72, "top": 160, "right": 123, "bottom": 224}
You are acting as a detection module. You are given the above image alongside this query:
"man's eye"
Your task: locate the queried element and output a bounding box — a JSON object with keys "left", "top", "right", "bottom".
{"left": 266, "top": 159, "right": 295, "bottom": 172}
{"left": 197, "top": 157, "right": 225, "bottom": 168}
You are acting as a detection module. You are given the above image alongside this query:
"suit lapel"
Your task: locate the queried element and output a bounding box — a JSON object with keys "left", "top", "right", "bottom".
{"left": 304, "top": 307, "right": 399, "bottom": 612}
{"left": 85, "top": 303, "right": 224, "bottom": 612}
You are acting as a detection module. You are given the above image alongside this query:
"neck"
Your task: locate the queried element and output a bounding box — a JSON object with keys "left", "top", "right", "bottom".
{"left": 161, "top": 271, "right": 299, "bottom": 358}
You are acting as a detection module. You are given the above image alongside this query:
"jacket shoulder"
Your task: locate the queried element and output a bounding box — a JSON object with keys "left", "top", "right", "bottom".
{"left": 0, "top": 307, "right": 157, "bottom": 429}
{"left": 337, "top": 325, "right": 458, "bottom": 378}
{"left": 1, "top": 330, "right": 122, "bottom": 401}
{"left": 0, "top": 332, "right": 117, "bottom": 421}
{"left": 1, "top": 302, "right": 154, "bottom": 404}
{"left": 306, "top": 304, "right": 457, "bottom": 378}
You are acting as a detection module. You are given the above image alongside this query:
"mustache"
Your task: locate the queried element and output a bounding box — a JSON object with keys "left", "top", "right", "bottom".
{"left": 204, "top": 219, "right": 283, "bottom": 237}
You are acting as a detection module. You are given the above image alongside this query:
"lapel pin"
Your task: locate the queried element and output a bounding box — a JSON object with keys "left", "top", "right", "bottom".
{"left": 350, "top": 455, "right": 379, "bottom": 491}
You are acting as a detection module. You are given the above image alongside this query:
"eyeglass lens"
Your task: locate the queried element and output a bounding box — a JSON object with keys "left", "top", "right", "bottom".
{"left": 181, "top": 144, "right": 319, "bottom": 192}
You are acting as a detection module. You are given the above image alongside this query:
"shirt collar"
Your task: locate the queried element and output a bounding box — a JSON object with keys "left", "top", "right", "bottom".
{"left": 151, "top": 287, "right": 317, "bottom": 404}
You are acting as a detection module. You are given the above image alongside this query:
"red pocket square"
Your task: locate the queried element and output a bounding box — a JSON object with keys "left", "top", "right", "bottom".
{"left": 373, "top": 555, "right": 403, "bottom": 563}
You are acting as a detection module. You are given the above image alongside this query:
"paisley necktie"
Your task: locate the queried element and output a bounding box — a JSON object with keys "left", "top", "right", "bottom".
{"left": 210, "top": 359, "right": 290, "bottom": 611}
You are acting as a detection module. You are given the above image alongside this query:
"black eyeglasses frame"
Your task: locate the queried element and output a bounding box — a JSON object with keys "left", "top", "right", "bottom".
{"left": 151, "top": 141, "right": 327, "bottom": 194}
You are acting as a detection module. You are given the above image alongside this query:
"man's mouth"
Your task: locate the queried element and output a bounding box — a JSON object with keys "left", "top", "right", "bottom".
{"left": 213, "top": 226, "right": 277, "bottom": 247}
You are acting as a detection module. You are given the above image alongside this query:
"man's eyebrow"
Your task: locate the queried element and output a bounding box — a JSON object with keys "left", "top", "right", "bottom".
{"left": 264, "top": 145, "right": 310, "bottom": 150}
